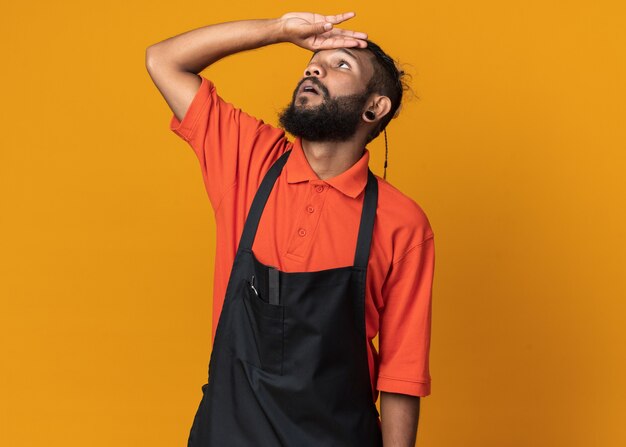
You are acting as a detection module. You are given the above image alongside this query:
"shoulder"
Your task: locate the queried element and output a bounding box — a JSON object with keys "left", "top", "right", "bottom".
{"left": 374, "top": 175, "right": 435, "bottom": 263}
{"left": 198, "top": 75, "right": 279, "bottom": 132}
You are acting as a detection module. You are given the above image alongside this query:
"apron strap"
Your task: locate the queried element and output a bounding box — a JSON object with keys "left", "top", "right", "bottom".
{"left": 238, "top": 149, "right": 292, "bottom": 253}
{"left": 237, "top": 148, "right": 379, "bottom": 270}
{"left": 353, "top": 169, "right": 378, "bottom": 270}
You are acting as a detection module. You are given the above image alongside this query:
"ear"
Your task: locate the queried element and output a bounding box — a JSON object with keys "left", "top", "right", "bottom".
{"left": 362, "top": 95, "right": 392, "bottom": 123}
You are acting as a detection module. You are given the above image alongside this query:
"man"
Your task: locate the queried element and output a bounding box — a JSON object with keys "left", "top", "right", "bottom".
{"left": 146, "top": 11, "right": 435, "bottom": 447}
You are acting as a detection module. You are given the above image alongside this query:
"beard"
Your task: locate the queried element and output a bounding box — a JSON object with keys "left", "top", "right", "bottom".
{"left": 278, "top": 78, "right": 370, "bottom": 142}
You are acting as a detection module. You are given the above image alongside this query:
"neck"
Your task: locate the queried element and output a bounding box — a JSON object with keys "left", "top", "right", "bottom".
{"left": 300, "top": 138, "right": 365, "bottom": 181}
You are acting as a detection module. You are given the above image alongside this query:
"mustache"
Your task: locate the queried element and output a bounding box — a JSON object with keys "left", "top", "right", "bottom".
{"left": 294, "top": 77, "right": 330, "bottom": 99}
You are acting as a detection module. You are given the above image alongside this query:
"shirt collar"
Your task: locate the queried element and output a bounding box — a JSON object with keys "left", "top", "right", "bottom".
{"left": 286, "top": 138, "right": 370, "bottom": 199}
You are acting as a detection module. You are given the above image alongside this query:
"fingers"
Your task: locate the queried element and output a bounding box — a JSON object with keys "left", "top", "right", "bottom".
{"left": 312, "top": 37, "right": 368, "bottom": 50}
{"left": 285, "top": 11, "right": 368, "bottom": 50}
{"left": 328, "top": 28, "right": 368, "bottom": 40}
{"left": 321, "top": 12, "right": 367, "bottom": 40}
{"left": 324, "top": 12, "right": 356, "bottom": 24}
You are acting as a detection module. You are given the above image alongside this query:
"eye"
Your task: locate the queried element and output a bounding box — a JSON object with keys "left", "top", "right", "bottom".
{"left": 337, "top": 59, "right": 351, "bottom": 69}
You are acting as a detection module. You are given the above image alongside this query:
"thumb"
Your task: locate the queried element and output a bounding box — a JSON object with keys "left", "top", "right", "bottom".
{"left": 308, "top": 21, "right": 333, "bottom": 35}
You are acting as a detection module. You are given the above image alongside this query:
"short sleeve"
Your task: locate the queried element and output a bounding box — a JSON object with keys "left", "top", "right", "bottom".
{"left": 169, "top": 75, "right": 286, "bottom": 211}
{"left": 376, "top": 235, "right": 435, "bottom": 397}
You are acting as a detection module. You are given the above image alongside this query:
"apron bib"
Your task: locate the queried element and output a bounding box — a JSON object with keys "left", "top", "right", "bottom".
{"left": 188, "top": 149, "right": 382, "bottom": 446}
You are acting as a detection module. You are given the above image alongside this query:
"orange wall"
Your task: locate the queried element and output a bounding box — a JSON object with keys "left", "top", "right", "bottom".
{"left": 1, "top": 1, "right": 625, "bottom": 446}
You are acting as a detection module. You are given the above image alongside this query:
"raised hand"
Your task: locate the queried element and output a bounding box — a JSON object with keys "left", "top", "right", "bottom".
{"left": 280, "top": 12, "right": 368, "bottom": 51}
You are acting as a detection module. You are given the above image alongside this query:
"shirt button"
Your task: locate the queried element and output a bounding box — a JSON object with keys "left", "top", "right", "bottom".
{"left": 298, "top": 228, "right": 307, "bottom": 237}
{"left": 315, "top": 185, "right": 324, "bottom": 193}
{"left": 306, "top": 206, "right": 315, "bottom": 213}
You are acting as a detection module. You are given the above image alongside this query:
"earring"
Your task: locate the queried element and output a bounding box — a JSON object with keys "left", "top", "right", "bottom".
{"left": 365, "top": 110, "right": 376, "bottom": 120}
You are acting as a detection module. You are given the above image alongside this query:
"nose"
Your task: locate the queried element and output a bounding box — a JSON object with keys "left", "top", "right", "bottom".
{"left": 304, "top": 62, "right": 325, "bottom": 78}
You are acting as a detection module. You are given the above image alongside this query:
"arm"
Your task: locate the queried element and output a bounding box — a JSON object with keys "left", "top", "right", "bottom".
{"left": 377, "top": 232, "right": 435, "bottom": 445}
{"left": 380, "top": 391, "right": 421, "bottom": 446}
{"left": 145, "top": 12, "right": 368, "bottom": 122}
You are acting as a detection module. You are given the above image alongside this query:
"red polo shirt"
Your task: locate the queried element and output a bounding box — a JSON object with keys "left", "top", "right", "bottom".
{"left": 170, "top": 75, "right": 435, "bottom": 399}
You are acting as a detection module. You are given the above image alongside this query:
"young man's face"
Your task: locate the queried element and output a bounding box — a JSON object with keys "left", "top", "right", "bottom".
{"left": 278, "top": 48, "right": 377, "bottom": 143}
{"left": 295, "top": 48, "right": 376, "bottom": 106}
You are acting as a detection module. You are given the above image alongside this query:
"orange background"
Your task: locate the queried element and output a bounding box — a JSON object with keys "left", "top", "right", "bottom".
{"left": 2, "top": 1, "right": 625, "bottom": 446}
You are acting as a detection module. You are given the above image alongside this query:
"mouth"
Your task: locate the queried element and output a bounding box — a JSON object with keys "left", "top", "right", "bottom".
{"left": 298, "top": 81, "right": 322, "bottom": 97}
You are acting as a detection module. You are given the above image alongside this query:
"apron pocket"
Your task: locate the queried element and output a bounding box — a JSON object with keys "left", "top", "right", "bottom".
{"left": 243, "top": 281, "right": 285, "bottom": 375}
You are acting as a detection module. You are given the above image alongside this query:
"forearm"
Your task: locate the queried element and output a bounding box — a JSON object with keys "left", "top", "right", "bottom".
{"left": 380, "top": 391, "right": 421, "bottom": 446}
{"left": 144, "top": 12, "right": 365, "bottom": 123}
{"left": 146, "top": 18, "right": 285, "bottom": 73}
